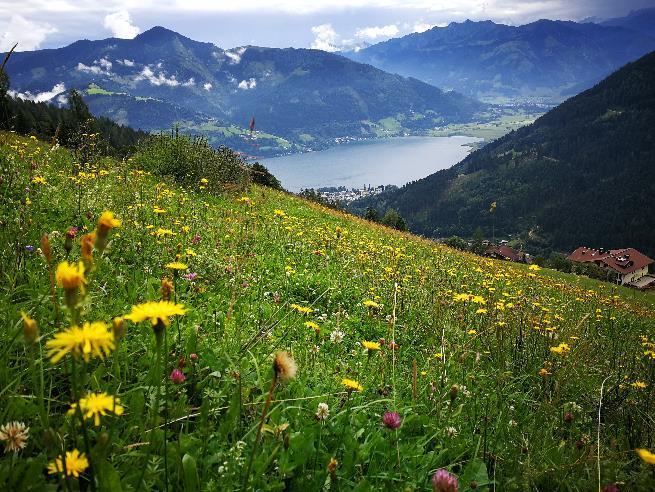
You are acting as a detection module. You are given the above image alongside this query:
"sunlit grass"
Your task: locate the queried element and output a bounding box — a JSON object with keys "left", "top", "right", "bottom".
{"left": 0, "top": 132, "right": 654, "bottom": 490}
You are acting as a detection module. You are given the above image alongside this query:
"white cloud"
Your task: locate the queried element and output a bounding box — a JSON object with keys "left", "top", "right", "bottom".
{"left": 355, "top": 24, "right": 399, "bottom": 40}
{"left": 76, "top": 62, "right": 104, "bottom": 74}
{"left": 237, "top": 78, "right": 257, "bottom": 89}
{"left": 413, "top": 22, "right": 436, "bottom": 33}
{"left": 203, "top": 82, "right": 213, "bottom": 90}
{"left": 0, "top": 15, "right": 57, "bottom": 51}
{"left": 76, "top": 58, "right": 113, "bottom": 75}
{"left": 224, "top": 47, "right": 247, "bottom": 64}
{"left": 9, "top": 82, "right": 66, "bottom": 103}
{"left": 310, "top": 23, "right": 340, "bottom": 52}
{"left": 103, "top": 10, "right": 140, "bottom": 39}
{"left": 97, "top": 57, "right": 113, "bottom": 70}
{"left": 117, "top": 59, "right": 135, "bottom": 66}
{"left": 135, "top": 65, "right": 195, "bottom": 87}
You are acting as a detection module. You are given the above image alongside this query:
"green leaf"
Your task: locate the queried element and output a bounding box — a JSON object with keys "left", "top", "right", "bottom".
{"left": 182, "top": 453, "right": 199, "bottom": 492}
{"left": 98, "top": 460, "right": 123, "bottom": 492}
{"left": 459, "top": 458, "right": 490, "bottom": 491}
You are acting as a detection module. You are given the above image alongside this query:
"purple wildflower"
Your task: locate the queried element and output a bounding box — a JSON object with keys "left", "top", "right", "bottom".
{"left": 182, "top": 272, "right": 198, "bottom": 281}
{"left": 382, "top": 411, "right": 402, "bottom": 429}
{"left": 191, "top": 234, "right": 201, "bottom": 245}
{"left": 432, "top": 469, "right": 458, "bottom": 492}
{"left": 25, "top": 245, "right": 34, "bottom": 252}
{"left": 170, "top": 369, "right": 186, "bottom": 384}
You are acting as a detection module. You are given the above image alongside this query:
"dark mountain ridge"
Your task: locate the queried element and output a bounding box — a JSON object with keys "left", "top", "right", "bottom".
{"left": 5, "top": 27, "right": 484, "bottom": 155}
{"left": 346, "top": 17, "right": 655, "bottom": 102}
{"left": 353, "top": 50, "right": 655, "bottom": 256}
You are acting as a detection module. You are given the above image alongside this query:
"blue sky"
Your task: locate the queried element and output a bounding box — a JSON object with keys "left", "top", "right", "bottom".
{"left": 2, "top": 0, "right": 655, "bottom": 52}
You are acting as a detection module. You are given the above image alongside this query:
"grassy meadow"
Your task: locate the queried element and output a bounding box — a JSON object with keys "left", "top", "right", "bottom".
{"left": 1, "top": 132, "right": 654, "bottom": 491}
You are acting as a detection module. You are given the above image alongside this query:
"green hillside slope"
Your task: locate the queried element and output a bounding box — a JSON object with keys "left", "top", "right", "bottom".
{"left": 355, "top": 51, "right": 655, "bottom": 256}
{"left": 1, "top": 133, "right": 654, "bottom": 490}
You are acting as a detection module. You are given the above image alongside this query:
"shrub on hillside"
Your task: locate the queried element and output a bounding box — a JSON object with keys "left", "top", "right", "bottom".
{"left": 133, "top": 129, "right": 249, "bottom": 190}
{"left": 249, "top": 162, "right": 283, "bottom": 190}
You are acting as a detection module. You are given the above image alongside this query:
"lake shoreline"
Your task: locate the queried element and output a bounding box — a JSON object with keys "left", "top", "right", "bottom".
{"left": 262, "top": 135, "right": 482, "bottom": 192}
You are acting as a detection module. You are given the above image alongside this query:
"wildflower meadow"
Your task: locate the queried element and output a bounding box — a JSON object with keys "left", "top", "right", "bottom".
{"left": 1, "top": 131, "right": 654, "bottom": 490}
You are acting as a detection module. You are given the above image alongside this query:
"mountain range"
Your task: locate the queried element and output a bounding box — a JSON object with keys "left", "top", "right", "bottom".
{"left": 346, "top": 9, "right": 655, "bottom": 102}
{"left": 353, "top": 50, "right": 655, "bottom": 255}
{"left": 4, "top": 26, "right": 483, "bottom": 157}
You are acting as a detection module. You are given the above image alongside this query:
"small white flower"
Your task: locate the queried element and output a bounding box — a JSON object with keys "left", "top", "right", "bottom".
{"left": 330, "top": 330, "right": 345, "bottom": 343}
{"left": 316, "top": 402, "right": 329, "bottom": 420}
{"left": 445, "top": 426, "right": 458, "bottom": 438}
{"left": 0, "top": 421, "right": 29, "bottom": 453}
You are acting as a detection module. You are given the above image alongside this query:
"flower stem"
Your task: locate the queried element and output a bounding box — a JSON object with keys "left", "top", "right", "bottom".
{"left": 243, "top": 373, "right": 278, "bottom": 489}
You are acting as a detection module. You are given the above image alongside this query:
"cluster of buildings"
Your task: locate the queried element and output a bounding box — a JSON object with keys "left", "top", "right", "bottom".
{"left": 481, "top": 241, "right": 654, "bottom": 290}
{"left": 567, "top": 247, "right": 654, "bottom": 289}
{"left": 318, "top": 184, "right": 392, "bottom": 203}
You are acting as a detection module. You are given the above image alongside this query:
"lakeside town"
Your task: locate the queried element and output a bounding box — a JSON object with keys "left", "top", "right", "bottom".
{"left": 315, "top": 184, "right": 398, "bottom": 203}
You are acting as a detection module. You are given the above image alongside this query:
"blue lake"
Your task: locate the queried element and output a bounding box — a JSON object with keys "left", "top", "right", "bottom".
{"left": 262, "top": 135, "right": 482, "bottom": 191}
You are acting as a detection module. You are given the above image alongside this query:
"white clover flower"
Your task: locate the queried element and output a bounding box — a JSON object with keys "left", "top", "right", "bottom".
{"left": 330, "top": 330, "right": 345, "bottom": 343}
{"left": 316, "top": 402, "right": 330, "bottom": 420}
{"left": 445, "top": 426, "right": 458, "bottom": 438}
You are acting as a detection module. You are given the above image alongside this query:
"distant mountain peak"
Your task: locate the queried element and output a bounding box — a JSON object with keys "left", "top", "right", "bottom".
{"left": 135, "top": 26, "right": 187, "bottom": 44}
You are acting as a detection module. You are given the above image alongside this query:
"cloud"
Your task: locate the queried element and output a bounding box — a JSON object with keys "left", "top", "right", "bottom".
{"left": 203, "top": 82, "right": 213, "bottom": 90}
{"left": 237, "top": 78, "right": 257, "bottom": 89}
{"left": 412, "top": 22, "right": 436, "bottom": 33}
{"left": 310, "top": 24, "right": 340, "bottom": 52}
{"left": 0, "top": 15, "right": 57, "bottom": 51}
{"left": 224, "top": 47, "right": 247, "bottom": 64}
{"left": 117, "top": 59, "right": 135, "bottom": 67}
{"left": 9, "top": 82, "right": 66, "bottom": 103}
{"left": 103, "top": 10, "right": 140, "bottom": 39}
{"left": 355, "top": 24, "right": 399, "bottom": 40}
{"left": 76, "top": 58, "right": 113, "bottom": 75}
{"left": 97, "top": 57, "right": 113, "bottom": 70}
{"left": 77, "top": 63, "right": 103, "bottom": 74}
{"left": 135, "top": 65, "right": 195, "bottom": 87}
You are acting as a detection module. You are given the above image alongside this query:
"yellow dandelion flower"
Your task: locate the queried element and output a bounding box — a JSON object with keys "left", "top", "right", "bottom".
{"left": 46, "top": 322, "right": 115, "bottom": 364}
{"left": 528, "top": 264, "right": 541, "bottom": 271}
{"left": 289, "top": 303, "right": 314, "bottom": 314}
{"left": 55, "top": 261, "right": 86, "bottom": 291}
{"left": 632, "top": 381, "right": 648, "bottom": 389}
{"left": 476, "top": 308, "right": 488, "bottom": 314}
{"left": 549, "top": 343, "right": 571, "bottom": 356}
{"left": 538, "top": 368, "right": 551, "bottom": 378}
{"left": 68, "top": 392, "right": 124, "bottom": 426}
{"left": 47, "top": 449, "right": 89, "bottom": 477}
{"left": 31, "top": 176, "right": 47, "bottom": 185}
{"left": 361, "top": 340, "right": 381, "bottom": 351}
{"left": 304, "top": 321, "right": 320, "bottom": 331}
{"left": 124, "top": 300, "right": 186, "bottom": 327}
{"left": 636, "top": 448, "right": 655, "bottom": 465}
{"left": 165, "top": 262, "right": 188, "bottom": 271}
{"left": 273, "top": 209, "right": 286, "bottom": 217}
{"left": 342, "top": 378, "right": 363, "bottom": 392}
{"left": 20, "top": 311, "right": 38, "bottom": 344}
{"left": 363, "top": 299, "right": 380, "bottom": 309}
{"left": 155, "top": 228, "right": 175, "bottom": 237}
{"left": 97, "top": 211, "right": 121, "bottom": 232}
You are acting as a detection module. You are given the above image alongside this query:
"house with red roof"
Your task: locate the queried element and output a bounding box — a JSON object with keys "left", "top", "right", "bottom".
{"left": 485, "top": 245, "right": 529, "bottom": 264}
{"left": 568, "top": 247, "right": 654, "bottom": 286}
